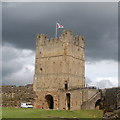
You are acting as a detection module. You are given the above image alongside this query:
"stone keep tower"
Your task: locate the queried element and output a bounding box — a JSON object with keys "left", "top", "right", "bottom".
{"left": 33, "top": 30, "right": 85, "bottom": 110}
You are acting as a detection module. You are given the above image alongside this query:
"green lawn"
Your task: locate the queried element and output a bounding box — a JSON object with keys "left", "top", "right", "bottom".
{"left": 2, "top": 107, "right": 103, "bottom": 119}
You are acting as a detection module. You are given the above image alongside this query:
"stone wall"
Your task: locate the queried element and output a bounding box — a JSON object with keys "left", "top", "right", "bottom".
{"left": 102, "top": 87, "right": 120, "bottom": 112}
{"left": 2, "top": 84, "right": 36, "bottom": 107}
{"left": 34, "top": 30, "right": 85, "bottom": 92}
{"left": 102, "top": 87, "right": 120, "bottom": 119}
{"left": 33, "top": 30, "right": 86, "bottom": 110}
{"left": 2, "top": 83, "right": 120, "bottom": 112}
{"left": 81, "top": 87, "right": 101, "bottom": 110}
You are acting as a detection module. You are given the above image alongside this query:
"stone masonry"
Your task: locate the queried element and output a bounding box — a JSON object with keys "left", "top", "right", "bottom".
{"left": 33, "top": 30, "right": 101, "bottom": 110}
{"left": 2, "top": 30, "right": 120, "bottom": 112}
{"left": 2, "top": 84, "right": 36, "bottom": 107}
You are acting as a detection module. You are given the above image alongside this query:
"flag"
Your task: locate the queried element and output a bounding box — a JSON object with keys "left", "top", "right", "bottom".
{"left": 56, "top": 23, "right": 64, "bottom": 28}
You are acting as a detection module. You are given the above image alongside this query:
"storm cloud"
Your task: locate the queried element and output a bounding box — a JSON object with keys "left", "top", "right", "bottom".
{"left": 2, "top": 2, "right": 118, "bottom": 61}
{"left": 2, "top": 2, "right": 118, "bottom": 87}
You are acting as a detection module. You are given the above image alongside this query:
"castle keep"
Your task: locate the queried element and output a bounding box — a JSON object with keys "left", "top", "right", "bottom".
{"left": 2, "top": 30, "right": 119, "bottom": 114}
{"left": 33, "top": 30, "right": 101, "bottom": 110}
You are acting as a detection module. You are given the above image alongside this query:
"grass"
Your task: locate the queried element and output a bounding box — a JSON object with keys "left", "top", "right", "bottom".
{"left": 2, "top": 107, "right": 103, "bottom": 119}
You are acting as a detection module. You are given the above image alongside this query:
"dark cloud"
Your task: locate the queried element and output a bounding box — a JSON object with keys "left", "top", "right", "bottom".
{"left": 2, "top": 2, "right": 118, "bottom": 86}
{"left": 2, "top": 2, "right": 118, "bottom": 61}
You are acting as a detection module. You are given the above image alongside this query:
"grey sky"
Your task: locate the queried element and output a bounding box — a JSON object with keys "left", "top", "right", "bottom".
{"left": 2, "top": 2, "right": 118, "bottom": 61}
{"left": 2, "top": 0, "right": 119, "bottom": 2}
{"left": 2, "top": 2, "right": 118, "bottom": 87}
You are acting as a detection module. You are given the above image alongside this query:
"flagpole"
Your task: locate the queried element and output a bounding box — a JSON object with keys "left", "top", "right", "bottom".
{"left": 55, "top": 22, "right": 57, "bottom": 38}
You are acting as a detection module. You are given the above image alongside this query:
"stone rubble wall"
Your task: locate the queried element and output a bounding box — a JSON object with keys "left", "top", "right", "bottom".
{"left": 2, "top": 84, "right": 36, "bottom": 107}
{"left": 102, "top": 87, "right": 120, "bottom": 119}
{"left": 102, "top": 87, "right": 120, "bottom": 112}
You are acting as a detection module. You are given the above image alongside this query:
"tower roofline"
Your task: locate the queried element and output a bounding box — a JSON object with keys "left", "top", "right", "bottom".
{"left": 36, "top": 30, "right": 85, "bottom": 48}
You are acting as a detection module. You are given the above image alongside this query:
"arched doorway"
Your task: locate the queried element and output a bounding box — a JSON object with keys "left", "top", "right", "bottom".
{"left": 95, "top": 99, "right": 102, "bottom": 110}
{"left": 45, "top": 95, "right": 54, "bottom": 109}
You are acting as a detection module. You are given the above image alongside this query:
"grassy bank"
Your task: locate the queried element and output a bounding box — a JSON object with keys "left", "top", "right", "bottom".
{"left": 2, "top": 107, "right": 103, "bottom": 119}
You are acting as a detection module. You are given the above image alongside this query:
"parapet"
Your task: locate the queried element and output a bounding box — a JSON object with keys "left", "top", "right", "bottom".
{"left": 36, "top": 30, "right": 85, "bottom": 48}
{"left": 37, "top": 34, "right": 48, "bottom": 39}
{"left": 61, "top": 30, "right": 73, "bottom": 37}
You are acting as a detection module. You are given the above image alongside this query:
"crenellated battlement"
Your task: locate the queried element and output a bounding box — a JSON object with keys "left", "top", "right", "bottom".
{"left": 36, "top": 30, "right": 85, "bottom": 48}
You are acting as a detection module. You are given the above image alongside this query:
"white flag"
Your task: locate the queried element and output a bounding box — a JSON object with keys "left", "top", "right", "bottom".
{"left": 56, "top": 23, "right": 64, "bottom": 28}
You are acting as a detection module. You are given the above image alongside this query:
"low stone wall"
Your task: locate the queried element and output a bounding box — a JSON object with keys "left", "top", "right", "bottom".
{"left": 81, "top": 88, "right": 101, "bottom": 110}
{"left": 2, "top": 84, "right": 36, "bottom": 107}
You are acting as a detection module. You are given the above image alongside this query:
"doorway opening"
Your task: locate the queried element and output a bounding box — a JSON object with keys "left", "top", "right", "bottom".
{"left": 45, "top": 95, "right": 54, "bottom": 109}
{"left": 95, "top": 99, "right": 102, "bottom": 110}
{"left": 66, "top": 93, "right": 70, "bottom": 110}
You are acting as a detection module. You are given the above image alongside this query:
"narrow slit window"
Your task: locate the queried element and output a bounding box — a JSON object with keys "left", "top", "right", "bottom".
{"left": 65, "top": 83, "right": 68, "bottom": 90}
